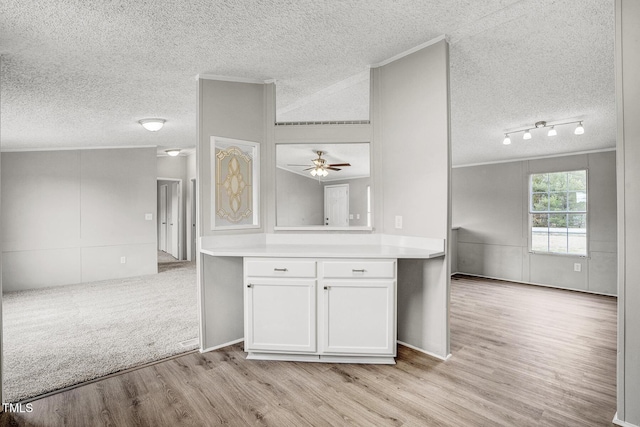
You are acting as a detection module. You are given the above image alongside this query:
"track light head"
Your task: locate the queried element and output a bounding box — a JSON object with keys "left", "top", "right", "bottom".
{"left": 574, "top": 122, "right": 584, "bottom": 135}
{"left": 503, "top": 135, "right": 511, "bottom": 145}
{"left": 523, "top": 130, "right": 532, "bottom": 140}
{"left": 547, "top": 126, "right": 557, "bottom": 137}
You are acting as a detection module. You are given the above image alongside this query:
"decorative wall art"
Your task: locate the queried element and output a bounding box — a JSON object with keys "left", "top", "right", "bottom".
{"left": 211, "top": 137, "right": 260, "bottom": 229}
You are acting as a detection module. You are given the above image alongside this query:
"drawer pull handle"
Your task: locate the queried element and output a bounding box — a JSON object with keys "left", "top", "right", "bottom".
{"left": 274, "top": 268, "right": 288, "bottom": 272}
{"left": 352, "top": 269, "right": 366, "bottom": 273}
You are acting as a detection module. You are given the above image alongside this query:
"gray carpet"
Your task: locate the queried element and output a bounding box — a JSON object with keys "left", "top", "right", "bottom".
{"left": 2, "top": 261, "right": 198, "bottom": 402}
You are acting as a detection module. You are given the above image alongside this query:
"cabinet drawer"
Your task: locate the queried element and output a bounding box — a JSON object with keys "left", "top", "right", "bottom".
{"left": 323, "top": 260, "right": 395, "bottom": 279}
{"left": 246, "top": 259, "right": 316, "bottom": 278}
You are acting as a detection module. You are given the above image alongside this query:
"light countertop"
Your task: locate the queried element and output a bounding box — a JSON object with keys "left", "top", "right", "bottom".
{"left": 200, "top": 244, "right": 445, "bottom": 259}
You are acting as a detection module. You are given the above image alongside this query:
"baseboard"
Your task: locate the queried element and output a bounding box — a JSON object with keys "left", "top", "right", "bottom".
{"left": 452, "top": 272, "right": 617, "bottom": 297}
{"left": 397, "top": 341, "right": 451, "bottom": 361}
{"left": 246, "top": 352, "right": 395, "bottom": 365}
{"left": 200, "top": 338, "right": 244, "bottom": 353}
{"left": 613, "top": 413, "right": 639, "bottom": 427}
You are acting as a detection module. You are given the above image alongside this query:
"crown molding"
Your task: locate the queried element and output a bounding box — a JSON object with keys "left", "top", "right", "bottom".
{"left": 0, "top": 145, "right": 158, "bottom": 153}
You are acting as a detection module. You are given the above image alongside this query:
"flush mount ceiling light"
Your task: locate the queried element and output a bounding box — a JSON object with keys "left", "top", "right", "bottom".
{"left": 501, "top": 119, "right": 585, "bottom": 144}
{"left": 165, "top": 149, "right": 180, "bottom": 157}
{"left": 138, "top": 118, "right": 166, "bottom": 132}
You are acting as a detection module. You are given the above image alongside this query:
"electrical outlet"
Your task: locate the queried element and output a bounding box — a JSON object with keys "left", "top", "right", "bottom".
{"left": 574, "top": 263, "right": 581, "bottom": 272}
{"left": 356, "top": 214, "right": 360, "bottom": 219}
{"left": 145, "top": 213, "right": 153, "bottom": 220}
{"left": 395, "top": 215, "right": 403, "bottom": 229}
{"left": 120, "top": 256, "right": 126, "bottom": 264}
{"left": 349, "top": 214, "right": 354, "bottom": 220}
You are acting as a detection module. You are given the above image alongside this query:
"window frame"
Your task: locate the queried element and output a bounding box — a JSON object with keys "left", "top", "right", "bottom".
{"left": 528, "top": 169, "right": 589, "bottom": 257}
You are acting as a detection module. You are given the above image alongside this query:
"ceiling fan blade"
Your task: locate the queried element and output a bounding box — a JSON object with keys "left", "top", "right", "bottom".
{"left": 327, "top": 167, "right": 341, "bottom": 171}
{"left": 302, "top": 167, "right": 314, "bottom": 171}
{"left": 328, "top": 163, "right": 351, "bottom": 167}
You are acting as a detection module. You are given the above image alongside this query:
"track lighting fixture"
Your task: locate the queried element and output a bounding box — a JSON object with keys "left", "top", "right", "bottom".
{"left": 501, "top": 119, "right": 585, "bottom": 144}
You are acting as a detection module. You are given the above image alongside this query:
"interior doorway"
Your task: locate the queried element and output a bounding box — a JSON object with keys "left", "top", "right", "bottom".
{"left": 157, "top": 178, "right": 182, "bottom": 261}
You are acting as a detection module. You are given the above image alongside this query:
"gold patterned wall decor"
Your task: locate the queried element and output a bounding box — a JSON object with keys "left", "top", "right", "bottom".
{"left": 211, "top": 137, "right": 260, "bottom": 229}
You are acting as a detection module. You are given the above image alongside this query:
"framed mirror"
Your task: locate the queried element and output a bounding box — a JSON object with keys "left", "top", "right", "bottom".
{"left": 275, "top": 143, "right": 372, "bottom": 230}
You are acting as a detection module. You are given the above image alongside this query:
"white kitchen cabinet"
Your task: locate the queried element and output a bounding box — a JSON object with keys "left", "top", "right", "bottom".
{"left": 245, "top": 279, "right": 316, "bottom": 353}
{"left": 244, "top": 257, "right": 396, "bottom": 364}
{"left": 320, "top": 279, "right": 395, "bottom": 355}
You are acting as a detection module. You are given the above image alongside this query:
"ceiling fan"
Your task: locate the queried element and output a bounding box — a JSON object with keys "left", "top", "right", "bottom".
{"left": 288, "top": 151, "right": 351, "bottom": 177}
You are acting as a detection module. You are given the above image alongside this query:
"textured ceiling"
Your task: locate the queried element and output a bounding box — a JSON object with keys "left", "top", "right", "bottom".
{"left": 0, "top": 0, "right": 615, "bottom": 165}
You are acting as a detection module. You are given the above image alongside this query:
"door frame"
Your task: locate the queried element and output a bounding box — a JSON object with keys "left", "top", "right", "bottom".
{"left": 159, "top": 184, "right": 168, "bottom": 252}
{"left": 157, "top": 178, "right": 183, "bottom": 260}
{"left": 191, "top": 179, "right": 197, "bottom": 262}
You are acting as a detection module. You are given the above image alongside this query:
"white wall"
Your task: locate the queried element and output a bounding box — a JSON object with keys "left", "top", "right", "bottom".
{"left": 276, "top": 168, "right": 324, "bottom": 226}
{"left": 197, "top": 79, "right": 267, "bottom": 349}
{"left": 616, "top": 0, "right": 640, "bottom": 424}
{"left": 372, "top": 39, "right": 451, "bottom": 358}
{"left": 198, "top": 79, "right": 267, "bottom": 236}
{"left": 1, "top": 148, "right": 157, "bottom": 291}
{"left": 452, "top": 151, "right": 617, "bottom": 295}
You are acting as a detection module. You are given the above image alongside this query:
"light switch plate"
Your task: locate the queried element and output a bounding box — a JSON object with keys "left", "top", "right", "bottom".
{"left": 120, "top": 257, "right": 126, "bottom": 264}
{"left": 145, "top": 213, "right": 153, "bottom": 220}
{"left": 574, "top": 263, "right": 581, "bottom": 272}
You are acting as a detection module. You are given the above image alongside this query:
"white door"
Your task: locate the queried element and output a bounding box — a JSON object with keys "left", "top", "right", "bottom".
{"left": 324, "top": 184, "right": 349, "bottom": 226}
{"left": 245, "top": 279, "right": 317, "bottom": 353}
{"left": 321, "top": 280, "right": 395, "bottom": 355}
{"left": 159, "top": 184, "right": 168, "bottom": 252}
{"left": 170, "top": 182, "right": 179, "bottom": 259}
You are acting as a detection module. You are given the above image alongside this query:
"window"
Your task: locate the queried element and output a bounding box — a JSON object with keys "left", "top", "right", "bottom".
{"left": 529, "top": 170, "right": 587, "bottom": 255}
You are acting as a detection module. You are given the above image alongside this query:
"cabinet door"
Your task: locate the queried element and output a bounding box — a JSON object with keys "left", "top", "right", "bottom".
{"left": 245, "top": 279, "right": 316, "bottom": 353}
{"left": 321, "top": 280, "right": 395, "bottom": 355}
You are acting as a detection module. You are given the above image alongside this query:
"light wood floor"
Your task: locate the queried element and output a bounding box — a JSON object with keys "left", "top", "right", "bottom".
{"left": 1, "top": 275, "right": 617, "bottom": 426}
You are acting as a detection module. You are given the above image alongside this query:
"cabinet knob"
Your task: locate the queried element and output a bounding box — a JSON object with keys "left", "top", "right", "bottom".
{"left": 247, "top": 284, "right": 252, "bottom": 288}
{"left": 324, "top": 286, "right": 330, "bottom": 290}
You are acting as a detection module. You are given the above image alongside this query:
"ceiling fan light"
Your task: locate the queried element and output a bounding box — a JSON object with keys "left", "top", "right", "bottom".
{"left": 547, "top": 126, "right": 557, "bottom": 137}
{"left": 503, "top": 135, "right": 511, "bottom": 145}
{"left": 139, "top": 118, "right": 166, "bottom": 132}
{"left": 523, "top": 130, "right": 532, "bottom": 140}
{"left": 574, "top": 122, "right": 584, "bottom": 135}
{"left": 165, "top": 149, "right": 180, "bottom": 157}
{"left": 310, "top": 169, "right": 317, "bottom": 176}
